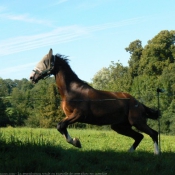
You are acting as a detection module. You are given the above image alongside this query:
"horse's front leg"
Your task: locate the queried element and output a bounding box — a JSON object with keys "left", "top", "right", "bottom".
{"left": 57, "top": 118, "right": 81, "bottom": 148}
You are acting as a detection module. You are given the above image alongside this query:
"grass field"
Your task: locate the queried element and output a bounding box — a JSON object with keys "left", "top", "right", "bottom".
{"left": 0, "top": 127, "right": 175, "bottom": 174}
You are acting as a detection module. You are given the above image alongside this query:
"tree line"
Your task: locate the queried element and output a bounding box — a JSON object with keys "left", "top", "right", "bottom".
{"left": 0, "top": 30, "right": 175, "bottom": 134}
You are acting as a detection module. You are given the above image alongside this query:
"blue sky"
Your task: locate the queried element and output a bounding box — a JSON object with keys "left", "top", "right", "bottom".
{"left": 0, "top": 0, "right": 175, "bottom": 82}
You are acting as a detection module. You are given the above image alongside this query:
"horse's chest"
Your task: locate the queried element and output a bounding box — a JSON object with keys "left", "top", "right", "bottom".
{"left": 61, "top": 101, "right": 73, "bottom": 116}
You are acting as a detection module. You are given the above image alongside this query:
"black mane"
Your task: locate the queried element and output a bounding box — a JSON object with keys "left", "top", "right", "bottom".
{"left": 54, "top": 54, "right": 89, "bottom": 85}
{"left": 55, "top": 54, "right": 70, "bottom": 65}
{"left": 54, "top": 54, "right": 91, "bottom": 87}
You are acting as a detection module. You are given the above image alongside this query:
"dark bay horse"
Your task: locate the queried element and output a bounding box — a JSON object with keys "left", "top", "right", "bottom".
{"left": 30, "top": 49, "right": 159, "bottom": 154}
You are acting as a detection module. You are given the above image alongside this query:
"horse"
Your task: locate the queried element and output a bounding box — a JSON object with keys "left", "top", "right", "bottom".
{"left": 30, "top": 49, "right": 160, "bottom": 154}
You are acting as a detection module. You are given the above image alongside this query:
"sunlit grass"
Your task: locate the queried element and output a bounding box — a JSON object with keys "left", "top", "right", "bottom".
{"left": 0, "top": 127, "right": 175, "bottom": 174}
{"left": 0, "top": 127, "right": 175, "bottom": 152}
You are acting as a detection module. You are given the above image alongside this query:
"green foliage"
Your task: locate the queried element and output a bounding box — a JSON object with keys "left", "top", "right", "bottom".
{"left": 92, "top": 62, "right": 131, "bottom": 92}
{"left": 0, "top": 77, "right": 64, "bottom": 128}
{"left": 126, "top": 39, "right": 143, "bottom": 78}
{"left": 108, "top": 62, "right": 132, "bottom": 92}
{"left": 131, "top": 75, "right": 158, "bottom": 106}
{"left": 6, "top": 107, "right": 29, "bottom": 127}
{"left": 138, "top": 30, "right": 175, "bottom": 76}
{"left": 92, "top": 67, "right": 111, "bottom": 90}
{"left": 0, "top": 98, "right": 8, "bottom": 126}
{"left": 24, "top": 78, "right": 64, "bottom": 128}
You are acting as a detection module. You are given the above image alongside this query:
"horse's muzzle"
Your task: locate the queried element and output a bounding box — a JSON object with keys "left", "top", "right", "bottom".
{"left": 30, "top": 75, "right": 38, "bottom": 84}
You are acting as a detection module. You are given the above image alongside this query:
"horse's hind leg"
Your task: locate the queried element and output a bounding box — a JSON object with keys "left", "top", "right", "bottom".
{"left": 135, "top": 123, "right": 159, "bottom": 155}
{"left": 111, "top": 123, "right": 143, "bottom": 152}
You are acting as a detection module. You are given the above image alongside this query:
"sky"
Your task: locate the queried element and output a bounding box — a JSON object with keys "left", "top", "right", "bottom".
{"left": 0, "top": 0, "right": 175, "bottom": 82}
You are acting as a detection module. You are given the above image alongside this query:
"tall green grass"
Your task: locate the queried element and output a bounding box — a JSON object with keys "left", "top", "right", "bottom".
{"left": 0, "top": 127, "right": 175, "bottom": 174}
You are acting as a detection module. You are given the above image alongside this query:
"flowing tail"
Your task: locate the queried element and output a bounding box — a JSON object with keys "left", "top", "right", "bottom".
{"left": 143, "top": 104, "right": 159, "bottom": 120}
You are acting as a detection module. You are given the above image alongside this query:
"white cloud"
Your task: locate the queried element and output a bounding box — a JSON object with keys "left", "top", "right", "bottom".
{"left": 0, "top": 25, "right": 89, "bottom": 56}
{"left": 0, "top": 12, "right": 53, "bottom": 26}
{"left": 0, "top": 62, "right": 37, "bottom": 76}
{"left": 87, "top": 17, "right": 145, "bottom": 32}
{"left": 0, "top": 17, "right": 146, "bottom": 56}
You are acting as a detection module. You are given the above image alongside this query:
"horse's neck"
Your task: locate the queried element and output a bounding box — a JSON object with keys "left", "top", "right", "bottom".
{"left": 55, "top": 71, "right": 82, "bottom": 99}
{"left": 55, "top": 73, "right": 66, "bottom": 98}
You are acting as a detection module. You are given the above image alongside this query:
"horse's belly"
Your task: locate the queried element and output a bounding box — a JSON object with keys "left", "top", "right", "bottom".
{"left": 83, "top": 109, "right": 127, "bottom": 125}
{"left": 79, "top": 99, "right": 129, "bottom": 125}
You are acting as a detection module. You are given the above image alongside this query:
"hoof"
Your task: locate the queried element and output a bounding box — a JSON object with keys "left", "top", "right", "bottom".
{"left": 154, "top": 151, "right": 160, "bottom": 155}
{"left": 128, "top": 146, "right": 135, "bottom": 153}
{"left": 154, "top": 142, "right": 159, "bottom": 155}
{"left": 73, "top": 138, "right": 81, "bottom": 148}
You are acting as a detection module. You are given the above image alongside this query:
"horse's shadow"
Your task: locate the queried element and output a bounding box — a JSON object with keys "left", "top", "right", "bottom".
{"left": 0, "top": 140, "right": 175, "bottom": 175}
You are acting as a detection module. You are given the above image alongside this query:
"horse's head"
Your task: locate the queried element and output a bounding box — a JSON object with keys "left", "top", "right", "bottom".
{"left": 30, "top": 49, "right": 55, "bottom": 83}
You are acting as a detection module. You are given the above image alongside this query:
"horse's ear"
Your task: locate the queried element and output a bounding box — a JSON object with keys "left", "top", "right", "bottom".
{"left": 48, "top": 48, "right": 53, "bottom": 58}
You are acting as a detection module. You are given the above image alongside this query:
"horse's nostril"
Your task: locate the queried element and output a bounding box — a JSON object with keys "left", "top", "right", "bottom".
{"left": 30, "top": 76, "right": 33, "bottom": 80}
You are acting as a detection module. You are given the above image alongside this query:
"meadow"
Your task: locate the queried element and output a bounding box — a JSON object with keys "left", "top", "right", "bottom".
{"left": 0, "top": 127, "right": 175, "bottom": 175}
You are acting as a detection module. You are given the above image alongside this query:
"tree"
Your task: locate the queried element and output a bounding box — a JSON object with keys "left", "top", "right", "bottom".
{"left": 39, "top": 83, "right": 63, "bottom": 128}
{"left": 0, "top": 78, "right": 10, "bottom": 97}
{"left": 7, "top": 87, "right": 28, "bottom": 126}
{"left": 92, "top": 67, "right": 111, "bottom": 90}
{"left": 92, "top": 62, "right": 131, "bottom": 92}
{"left": 131, "top": 75, "right": 158, "bottom": 108}
{"left": 138, "top": 30, "right": 175, "bottom": 76}
{"left": 25, "top": 78, "right": 64, "bottom": 128}
{"left": 160, "top": 63, "right": 175, "bottom": 96}
{"left": 162, "top": 99, "right": 175, "bottom": 134}
{"left": 125, "top": 40, "right": 143, "bottom": 78}
{"left": 108, "top": 62, "right": 131, "bottom": 92}
{"left": 14, "top": 78, "right": 33, "bottom": 91}
{"left": 0, "top": 98, "right": 9, "bottom": 127}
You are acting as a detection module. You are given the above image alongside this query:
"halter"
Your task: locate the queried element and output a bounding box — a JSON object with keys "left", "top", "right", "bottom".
{"left": 32, "top": 55, "right": 56, "bottom": 81}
